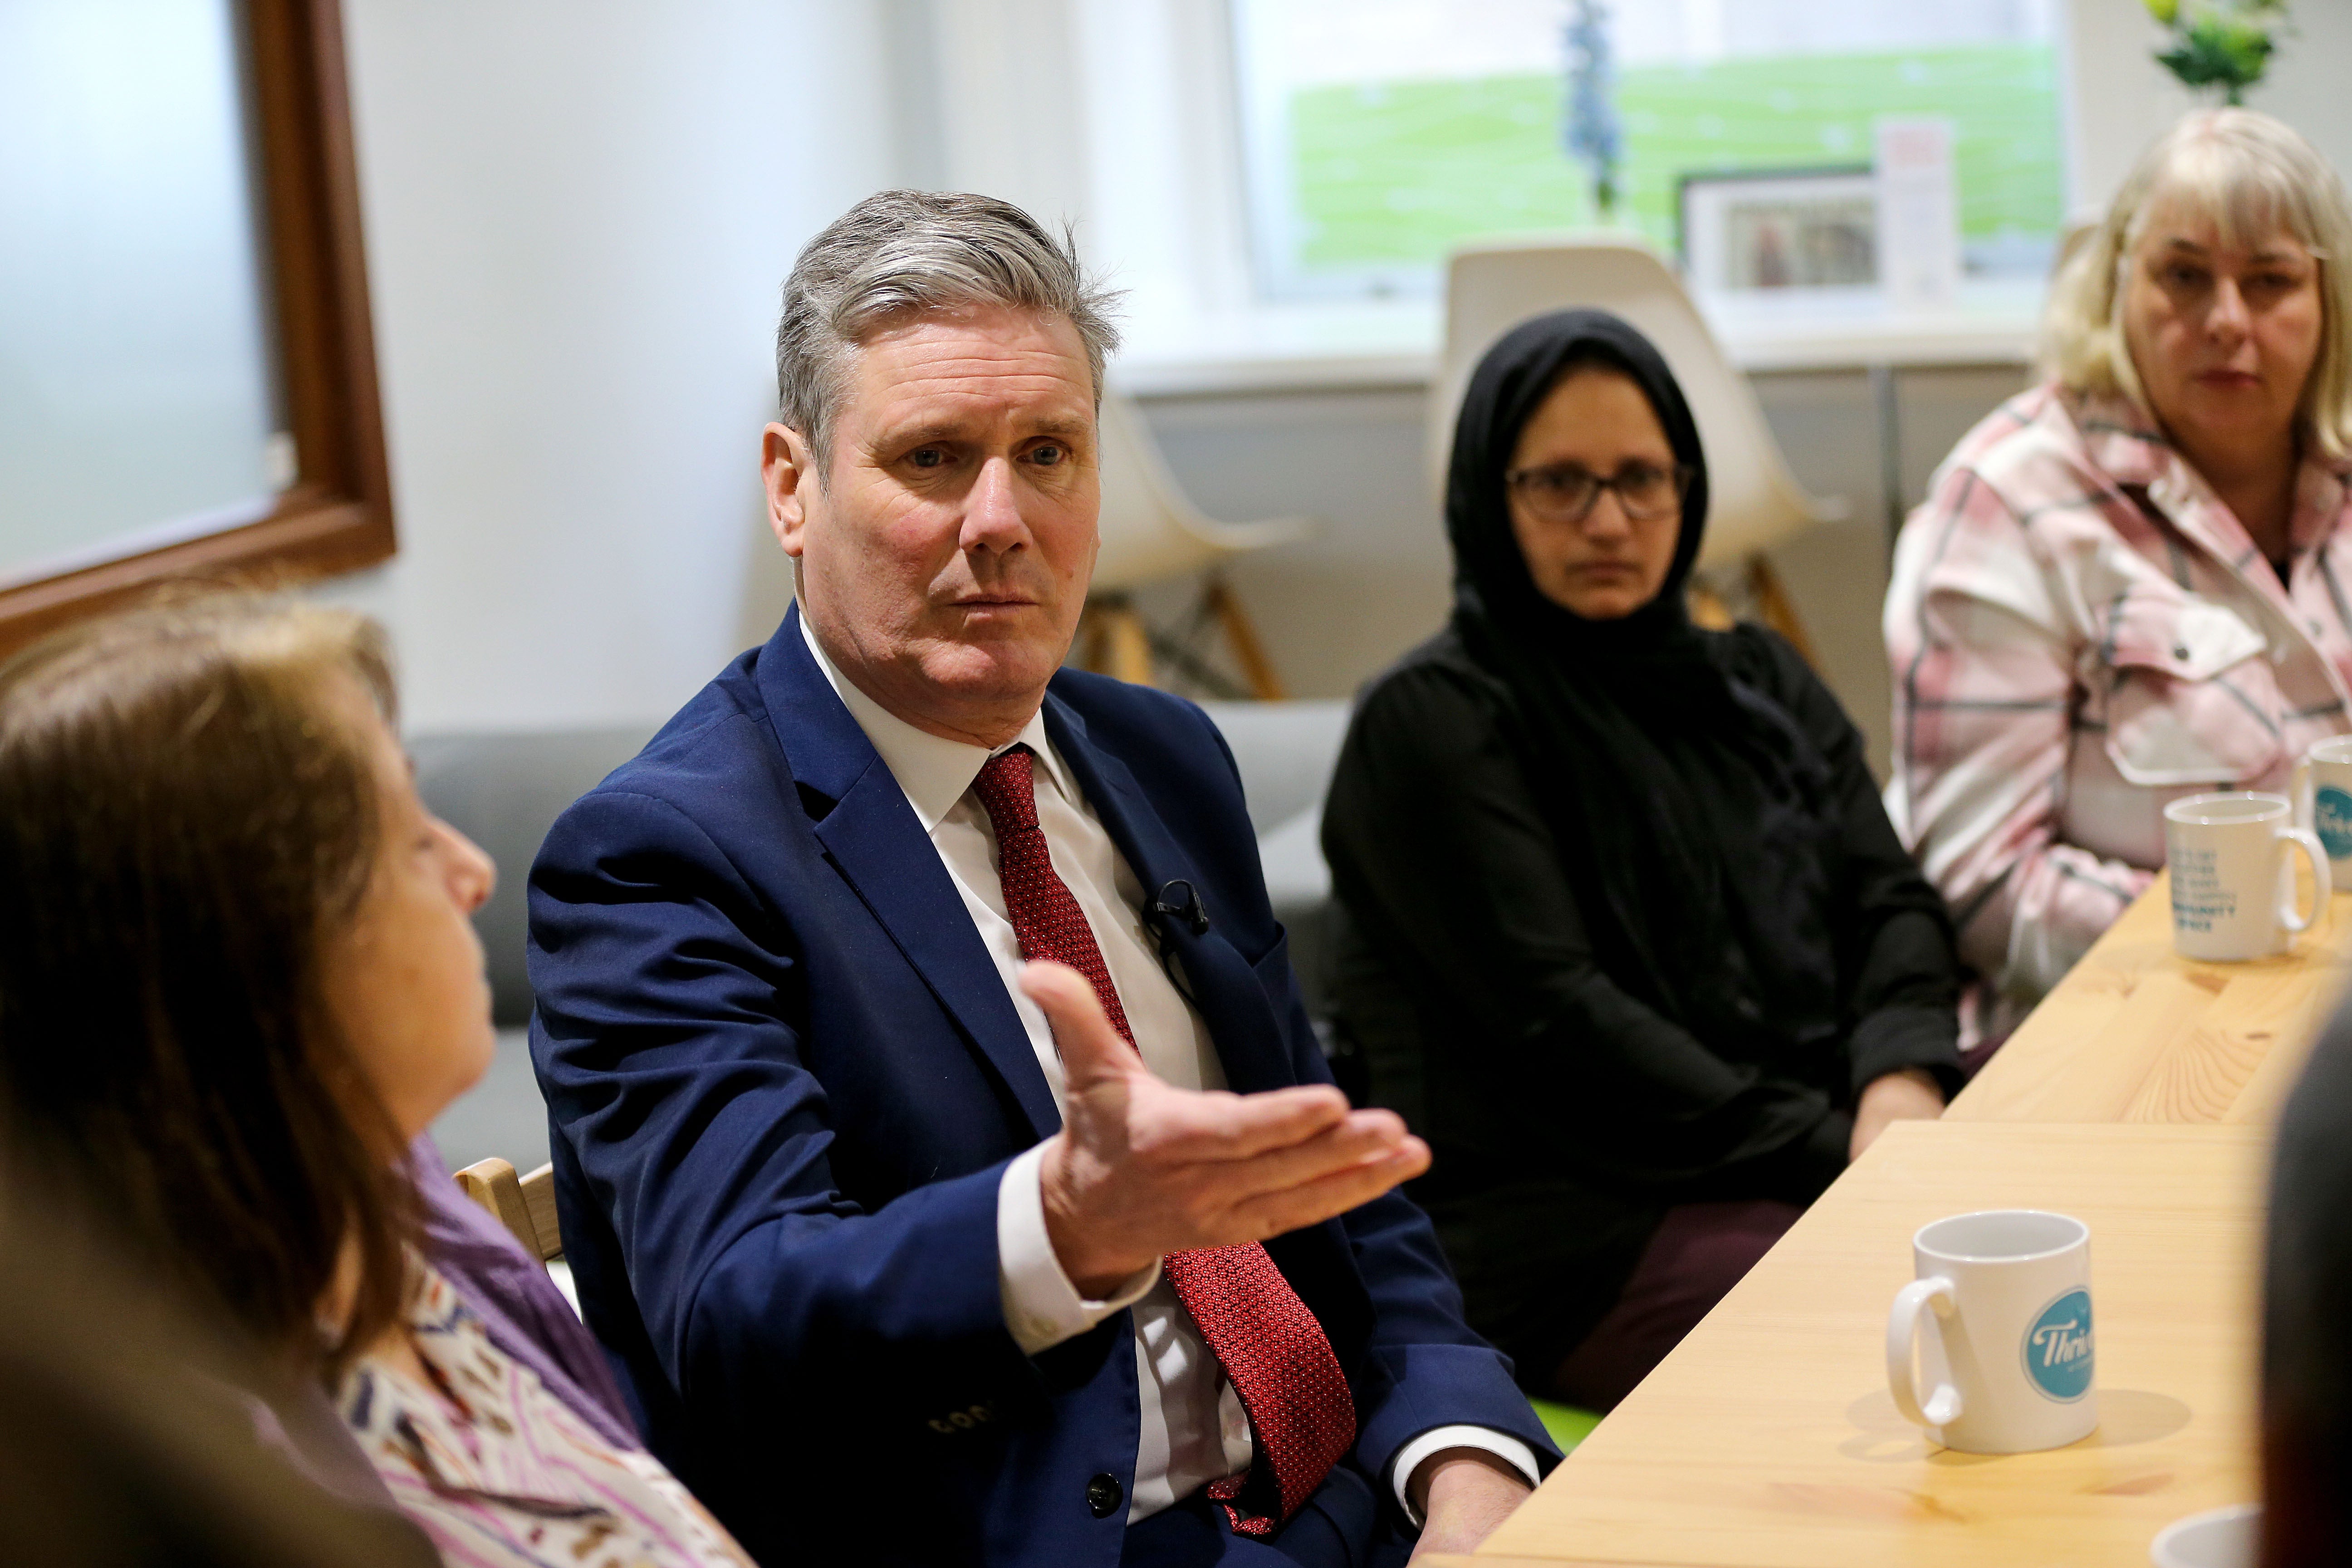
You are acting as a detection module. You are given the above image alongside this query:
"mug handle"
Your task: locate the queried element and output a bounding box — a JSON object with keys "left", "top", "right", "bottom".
{"left": 2295, "top": 756, "right": 2314, "bottom": 832}
{"left": 1886, "top": 1275, "right": 1963, "bottom": 1430}
{"left": 2278, "top": 825, "right": 2332, "bottom": 934}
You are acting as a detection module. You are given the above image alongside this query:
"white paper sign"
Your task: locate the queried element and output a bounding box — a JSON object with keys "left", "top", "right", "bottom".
{"left": 1876, "top": 117, "right": 1961, "bottom": 312}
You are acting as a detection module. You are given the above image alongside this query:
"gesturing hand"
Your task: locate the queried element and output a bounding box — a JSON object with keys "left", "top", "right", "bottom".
{"left": 1021, "top": 960, "right": 1430, "bottom": 1298}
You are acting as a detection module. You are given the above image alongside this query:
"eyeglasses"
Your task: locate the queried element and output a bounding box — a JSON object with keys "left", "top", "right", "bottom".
{"left": 1504, "top": 461, "right": 1690, "bottom": 525}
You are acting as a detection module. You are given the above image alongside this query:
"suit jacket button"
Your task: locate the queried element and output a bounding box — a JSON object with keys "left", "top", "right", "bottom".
{"left": 1086, "top": 1472, "right": 1123, "bottom": 1519}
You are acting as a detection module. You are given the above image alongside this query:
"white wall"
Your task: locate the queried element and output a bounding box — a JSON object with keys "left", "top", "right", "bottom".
{"left": 1136, "top": 365, "right": 2033, "bottom": 778}
{"left": 326, "top": 0, "right": 910, "bottom": 734}
{"left": 2065, "top": 0, "right": 2352, "bottom": 216}
{"left": 318, "top": 0, "right": 2352, "bottom": 742}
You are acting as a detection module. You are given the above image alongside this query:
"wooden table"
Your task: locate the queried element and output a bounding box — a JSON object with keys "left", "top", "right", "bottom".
{"left": 1454, "top": 1120, "right": 2267, "bottom": 1568}
{"left": 1444, "top": 873, "right": 2352, "bottom": 1567}
{"left": 1949, "top": 873, "right": 2352, "bottom": 1125}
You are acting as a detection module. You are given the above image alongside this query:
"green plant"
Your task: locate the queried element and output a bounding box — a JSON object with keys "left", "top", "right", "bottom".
{"left": 2146, "top": 0, "right": 2289, "bottom": 105}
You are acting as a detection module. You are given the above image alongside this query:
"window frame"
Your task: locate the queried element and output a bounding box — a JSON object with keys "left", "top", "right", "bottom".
{"left": 0, "top": 0, "right": 392, "bottom": 658}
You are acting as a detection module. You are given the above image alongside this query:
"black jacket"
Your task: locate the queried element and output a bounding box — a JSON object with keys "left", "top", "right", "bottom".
{"left": 1321, "top": 622, "right": 1960, "bottom": 1372}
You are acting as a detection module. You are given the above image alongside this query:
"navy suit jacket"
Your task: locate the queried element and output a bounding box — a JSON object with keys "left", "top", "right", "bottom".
{"left": 526, "top": 609, "right": 1555, "bottom": 1567}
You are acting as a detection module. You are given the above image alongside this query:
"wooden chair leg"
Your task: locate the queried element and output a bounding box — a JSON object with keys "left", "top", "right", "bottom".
{"left": 1080, "top": 604, "right": 1109, "bottom": 674}
{"left": 1078, "top": 596, "right": 1156, "bottom": 686}
{"left": 1686, "top": 579, "right": 1736, "bottom": 632}
{"left": 1745, "top": 554, "right": 1822, "bottom": 671}
{"left": 1201, "top": 574, "right": 1286, "bottom": 701}
{"left": 1102, "top": 602, "right": 1156, "bottom": 686}
{"left": 1084, "top": 580, "right": 1290, "bottom": 698}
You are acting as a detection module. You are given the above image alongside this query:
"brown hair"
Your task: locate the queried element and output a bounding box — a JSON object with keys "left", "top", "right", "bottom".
{"left": 0, "top": 593, "right": 416, "bottom": 1375}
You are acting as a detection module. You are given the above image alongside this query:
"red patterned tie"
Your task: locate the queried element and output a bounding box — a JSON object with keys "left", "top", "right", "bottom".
{"left": 970, "top": 747, "right": 1357, "bottom": 1535}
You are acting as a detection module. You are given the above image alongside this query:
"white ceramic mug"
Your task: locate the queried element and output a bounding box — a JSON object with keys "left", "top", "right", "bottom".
{"left": 1886, "top": 1210, "right": 2097, "bottom": 1454}
{"left": 2294, "top": 735, "right": 2352, "bottom": 883}
{"left": 2165, "top": 792, "right": 2329, "bottom": 961}
{"left": 2151, "top": 1504, "right": 2259, "bottom": 1568}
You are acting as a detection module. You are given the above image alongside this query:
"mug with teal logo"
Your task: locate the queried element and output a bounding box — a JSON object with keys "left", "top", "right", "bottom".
{"left": 2295, "top": 735, "right": 2352, "bottom": 884}
{"left": 2165, "top": 793, "right": 2329, "bottom": 961}
{"left": 1886, "top": 1210, "right": 2097, "bottom": 1453}
{"left": 2024, "top": 1287, "right": 2094, "bottom": 1401}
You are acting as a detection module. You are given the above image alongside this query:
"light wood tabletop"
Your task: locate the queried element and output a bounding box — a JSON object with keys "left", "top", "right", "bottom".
{"left": 1470, "top": 1120, "right": 2267, "bottom": 1568}
{"left": 1949, "top": 872, "right": 2352, "bottom": 1126}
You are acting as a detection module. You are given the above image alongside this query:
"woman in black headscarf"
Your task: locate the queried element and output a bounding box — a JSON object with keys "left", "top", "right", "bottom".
{"left": 1321, "top": 309, "right": 1962, "bottom": 1410}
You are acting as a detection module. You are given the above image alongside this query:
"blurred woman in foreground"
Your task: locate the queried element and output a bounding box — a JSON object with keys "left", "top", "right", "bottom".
{"left": 1887, "top": 108, "right": 2352, "bottom": 1046}
{"left": 0, "top": 596, "right": 749, "bottom": 1568}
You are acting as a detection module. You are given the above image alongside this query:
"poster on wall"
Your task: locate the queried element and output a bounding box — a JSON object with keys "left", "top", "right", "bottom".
{"left": 1876, "top": 117, "right": 1962, "bottom": 312}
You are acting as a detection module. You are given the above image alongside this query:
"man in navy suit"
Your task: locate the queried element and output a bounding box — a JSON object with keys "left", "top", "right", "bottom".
{"left": 528, "top": 190, "right": 1555, "bottom": 1567}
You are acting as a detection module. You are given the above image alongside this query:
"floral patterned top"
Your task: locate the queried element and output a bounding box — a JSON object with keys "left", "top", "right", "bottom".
{"left": 336, "top": 1264, "right": 750, "bottom": 1568}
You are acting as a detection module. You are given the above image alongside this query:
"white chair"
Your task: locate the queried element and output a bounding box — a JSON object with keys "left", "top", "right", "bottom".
{"left": 1081, "top": 394, "right": 1314, "bottom": 698}
{"left": 1429, "top": 236, "right": 1846, "bottom": 653}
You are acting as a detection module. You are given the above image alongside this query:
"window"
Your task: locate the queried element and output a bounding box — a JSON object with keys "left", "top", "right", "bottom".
{"left": 1232, "top": 0, "right": 2066, "bottom": 300}
{"left": 0, "top": 0, "right": 390, "bottom": 656}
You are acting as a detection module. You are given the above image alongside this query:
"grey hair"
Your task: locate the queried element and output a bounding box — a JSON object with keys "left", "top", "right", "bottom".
{"left": 2042, "top": 108, "right": 2352, "bottom": 461}
{"left": 775, "top": 190, "right": 1124, "bottom": 472}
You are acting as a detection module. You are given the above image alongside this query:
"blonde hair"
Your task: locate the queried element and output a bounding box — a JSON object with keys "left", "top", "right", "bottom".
{"left": 2042, "top": 108, "right": 2352, "bottom": 461}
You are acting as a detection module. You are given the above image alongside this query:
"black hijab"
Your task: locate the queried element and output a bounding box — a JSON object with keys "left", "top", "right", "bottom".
{"left": 1444, "top": 309, "right": 1844, "bottom": 1062}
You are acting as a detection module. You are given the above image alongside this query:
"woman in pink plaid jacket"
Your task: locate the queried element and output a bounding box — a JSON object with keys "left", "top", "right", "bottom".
{"left": 1887, "top": 109, "right": 2352, "bottom": 1048}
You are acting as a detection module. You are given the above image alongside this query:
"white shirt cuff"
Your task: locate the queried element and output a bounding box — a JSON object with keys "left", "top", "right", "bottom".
{"left": 1388, "top": 1426, "right": 1543, "bottom": 1529}
{"left": 996, "top": 1142, "right": 1160, "bottom": 1355}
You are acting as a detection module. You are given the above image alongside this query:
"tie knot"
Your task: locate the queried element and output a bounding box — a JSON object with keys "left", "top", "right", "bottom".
{"left": 971, "top": 745, "right": 1040, "bottom": 838}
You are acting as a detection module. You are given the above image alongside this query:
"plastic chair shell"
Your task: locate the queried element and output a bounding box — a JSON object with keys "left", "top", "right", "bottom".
{"left": 1429, "top": 235, "right": 1842, "bottom": 569}
{"left": 1093, "top": 392, "right": 1314, "bottom": 591}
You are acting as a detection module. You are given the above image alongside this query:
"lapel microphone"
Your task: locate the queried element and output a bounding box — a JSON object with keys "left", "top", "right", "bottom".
{"left": 1149, "top": 879, "right": 1211, "bottom": 937}
{"left": 1147, "top": 879, "right": 1210, "bottom": 1011}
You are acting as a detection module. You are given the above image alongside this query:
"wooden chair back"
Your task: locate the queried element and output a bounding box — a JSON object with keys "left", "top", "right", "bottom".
{"left": 453, "top": 1156, "right": 563, "bottom": 1263}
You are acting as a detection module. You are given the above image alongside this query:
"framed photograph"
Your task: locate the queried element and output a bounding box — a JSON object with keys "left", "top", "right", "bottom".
{"left": 1677, "top": 167, "right": 1877, "bottom": 296}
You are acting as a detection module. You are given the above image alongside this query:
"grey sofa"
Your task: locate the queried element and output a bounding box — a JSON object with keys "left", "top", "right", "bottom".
{"left": 412, "top": 728, "right": 651, "bottom": 1173}
{"left": 412, "top": 699, "right": 1354, "bottom": 1173}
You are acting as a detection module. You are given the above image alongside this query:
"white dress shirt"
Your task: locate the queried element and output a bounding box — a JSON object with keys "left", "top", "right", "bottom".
{"left": 799, "top": 616, "right": 1537, "bottom": 1525}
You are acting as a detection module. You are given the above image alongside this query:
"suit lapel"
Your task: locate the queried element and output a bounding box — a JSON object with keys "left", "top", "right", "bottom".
{"left": 1043, "top": 695, "right": 1296, "bottom": 1097}
{"left": 757, "top": 608, "right": 1061, "bottom": 1139}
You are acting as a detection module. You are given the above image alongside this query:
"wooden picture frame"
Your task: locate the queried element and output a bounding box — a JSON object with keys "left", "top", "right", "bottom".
{"left": 0, "top": 0, "right": 391, "bottom": 658}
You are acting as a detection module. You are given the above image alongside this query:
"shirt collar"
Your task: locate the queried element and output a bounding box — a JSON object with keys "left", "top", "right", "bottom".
{"left": 797, "top": 608, "right": 1073, "bottom": 833}
{"left": 2069, "top": 387, "right": 2174, "bottom": 489}
{"left": 2070, "top": 387, "right": 2352, "bottom": 564}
